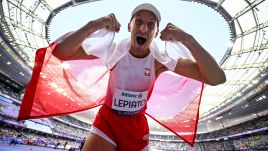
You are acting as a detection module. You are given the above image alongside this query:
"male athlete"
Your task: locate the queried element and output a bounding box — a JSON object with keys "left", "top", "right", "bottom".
{"left": 53, "top": 3, "right": 226, "bottom": 151}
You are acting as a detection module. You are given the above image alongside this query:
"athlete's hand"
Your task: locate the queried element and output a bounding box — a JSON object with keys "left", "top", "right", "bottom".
{"left": 160, "top": 23, "right": 191, "bottom": 43}
{"left": 96, "top": 13, "right": 121, "bottom": 32}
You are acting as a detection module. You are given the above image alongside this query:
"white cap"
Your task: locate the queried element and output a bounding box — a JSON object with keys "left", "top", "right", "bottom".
{"left": 131, "top": 3, "right": 161, "bottom": 23}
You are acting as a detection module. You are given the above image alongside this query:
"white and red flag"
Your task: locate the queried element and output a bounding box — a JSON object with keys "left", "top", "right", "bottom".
{"left": 18, "top": 29, "right": 203, "bottom": 146}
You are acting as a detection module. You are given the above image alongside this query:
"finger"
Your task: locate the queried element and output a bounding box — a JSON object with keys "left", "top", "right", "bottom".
{"left": 167, "top": 23, "right": 175, "bottom": 27}
{"left": 165, "top": 23, "right": 173, "bottom": 29}
{"left": 110, "top": 13, "right": 121, "bottom": 32}
{"left": 110, "top": 13, "right": 115, "bottom": 18}
{"left": 160, "top": 28, "right": 166, "bottom": 35}
{"left": 112, "top": 20, "right": 121, "bottom": 32}
{"left": 108, "top": 14, "right": 115, "bottom": 28}
{"left": 161, "top": 31, "right": 174, "bottom": 41}
{"left": 103, "top": 16, "right": 112, "bottom": 29}
{"left": 104, "top": 14, "right": 113, "bottom": 27}
{"left": 115, "top": 22, "right": 121, "bottom": 32}
{"left": 160, "top": 24, "right": 172, "bottom": 35}
{"left": 113, "top": 17, "right": 121, "bottom": 31}
{"left": 159, "top": 33, "right": 167, "bottom": 41}
{"left": 159, "top": 34, "right": 164, "bottom": 41}
{"left": 105, "top": 15, "right": 117, "bottom": 31}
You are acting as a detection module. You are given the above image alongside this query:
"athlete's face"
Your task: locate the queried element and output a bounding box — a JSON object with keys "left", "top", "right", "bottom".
{"left": 128, "top": 10, "right": 159, "bottom": 53}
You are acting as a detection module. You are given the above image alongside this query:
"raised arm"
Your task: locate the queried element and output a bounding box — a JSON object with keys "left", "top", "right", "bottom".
{"left": 52, "top": 13, "right": 121, "bottom": 61}
{"left": 159, "top": 23, "right": 226, "bottom": 86}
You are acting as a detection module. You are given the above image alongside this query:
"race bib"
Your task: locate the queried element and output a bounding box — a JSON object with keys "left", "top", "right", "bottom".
{"left": 112, "top": 88, "right": 148, "bottom": 115}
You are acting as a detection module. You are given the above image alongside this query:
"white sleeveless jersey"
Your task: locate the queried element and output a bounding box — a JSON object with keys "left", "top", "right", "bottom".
{"left": 105, "top": 52, "right": 156, "bottom": 115}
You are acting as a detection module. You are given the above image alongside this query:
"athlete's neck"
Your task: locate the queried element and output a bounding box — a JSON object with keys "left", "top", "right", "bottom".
{"left": 129, "top": 48, "right": 150, "bottom": 58}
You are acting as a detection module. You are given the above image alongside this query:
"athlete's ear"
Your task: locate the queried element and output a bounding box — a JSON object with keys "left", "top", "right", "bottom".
{"left": 128, "top": 23, "right": 131, "bottom": 32}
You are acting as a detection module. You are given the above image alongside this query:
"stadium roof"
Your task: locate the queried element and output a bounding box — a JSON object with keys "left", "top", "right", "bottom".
{"left": 0, "top": 0, "right": 267, "bottom": 133}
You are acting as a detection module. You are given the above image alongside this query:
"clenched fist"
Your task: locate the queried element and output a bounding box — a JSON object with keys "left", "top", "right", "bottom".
{"left": 160, "top": 23, "right": 191, "bottom": 43}
{"left": 96, "top": 13, "right": 121, "bottom": 32}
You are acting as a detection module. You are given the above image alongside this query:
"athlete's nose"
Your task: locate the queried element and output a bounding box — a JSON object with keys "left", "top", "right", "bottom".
{"left": 140, "top": 23, "right": 148, "bottom": 33}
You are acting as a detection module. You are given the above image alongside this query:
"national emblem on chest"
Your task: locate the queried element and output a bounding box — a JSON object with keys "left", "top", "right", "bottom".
{"left": 144, "top": 68, "right": 150, "bottom": 76}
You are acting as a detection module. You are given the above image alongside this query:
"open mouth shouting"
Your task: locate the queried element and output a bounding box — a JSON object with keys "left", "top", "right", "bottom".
{"left": 136, "top": 36, "right": 147, "bottom": 46}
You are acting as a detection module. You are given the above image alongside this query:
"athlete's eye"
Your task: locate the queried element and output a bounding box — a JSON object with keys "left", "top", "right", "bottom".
{"left": 135, "top": 19, "right": 143, "bottom": 26}
{"left": 147, "top": 22, "right": 155, "bottom": 29}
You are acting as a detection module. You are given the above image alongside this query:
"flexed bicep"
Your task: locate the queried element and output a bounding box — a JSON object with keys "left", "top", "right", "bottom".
{"left": 173, "top": 59, "right": 208, "bottom": 84}
{"left": 53, "top": 13, "right": 120, "bottom": 61}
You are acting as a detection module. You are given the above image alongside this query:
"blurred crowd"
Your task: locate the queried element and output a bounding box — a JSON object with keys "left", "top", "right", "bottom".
{"left": 149, "top": 133, "right": 268, "bottom": 151}
{"left": 0, "top": 125, "right": 81, "bottom": 150}
{"left": 198, "top": 116, "right": 268, "bottom": 139}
